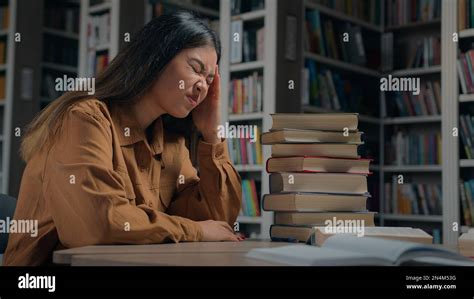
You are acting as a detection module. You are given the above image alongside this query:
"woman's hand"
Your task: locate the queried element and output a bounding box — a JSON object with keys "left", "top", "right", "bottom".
{"left": 197, "top": 220, "right": 243, "bottom": 242}
{"left": 192, "top": 65, "right": 221, "bottom": 144}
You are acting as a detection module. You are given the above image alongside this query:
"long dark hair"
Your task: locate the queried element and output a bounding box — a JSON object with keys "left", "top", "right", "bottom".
{"left": 21, "top": 11, "right": 221, "bottom": 162}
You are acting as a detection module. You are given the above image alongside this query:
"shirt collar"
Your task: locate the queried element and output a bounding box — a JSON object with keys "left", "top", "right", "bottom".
{"left": 108, "top": 102, "right": 164, "bottom": 156}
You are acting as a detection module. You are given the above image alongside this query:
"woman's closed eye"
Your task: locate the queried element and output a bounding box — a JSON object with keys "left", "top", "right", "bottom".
{"left": 192, "top": 67, "right": 213, "bottom": 86}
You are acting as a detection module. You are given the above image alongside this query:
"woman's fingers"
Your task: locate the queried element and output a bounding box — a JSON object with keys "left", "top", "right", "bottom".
{"left": 219, "top": 221, "right": 234, "bottom": 233}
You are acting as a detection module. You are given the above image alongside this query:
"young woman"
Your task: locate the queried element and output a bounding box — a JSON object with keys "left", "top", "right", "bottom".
{"left": 4, "top": 11, "right": 242, "bottom": 266}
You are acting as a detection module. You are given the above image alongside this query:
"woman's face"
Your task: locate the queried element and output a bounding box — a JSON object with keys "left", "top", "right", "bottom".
{"left": 149, "top": 46, "right": 217, "bottom": 118}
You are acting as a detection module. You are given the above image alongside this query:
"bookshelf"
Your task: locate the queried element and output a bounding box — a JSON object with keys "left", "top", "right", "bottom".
{"left": 298, "top": 0, "right": 453, "bottom": 244}
{"left": 453, "top": 0, "right": 474, "bottom": 243}
{"left": 220, "top": 0, "right": 275, "bottom": 239}
{"left": 40, "top": 0, "right": 80, "bottom": 108}
{"left": 301, "top": 0, "right": 383, "bottom": 225}
{"left": 380, "top": 0, "right": 444, "bottom": 243}
{"left": 0, "top": 0, "right": 14, "bottom": 195}
{"left": 79, "top": 0, "right": 119, "bottom": 77}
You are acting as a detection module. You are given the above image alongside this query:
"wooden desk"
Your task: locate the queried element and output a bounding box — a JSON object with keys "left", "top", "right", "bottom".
{"left": 53, "top": 240, "right": 296, "bottom": 266}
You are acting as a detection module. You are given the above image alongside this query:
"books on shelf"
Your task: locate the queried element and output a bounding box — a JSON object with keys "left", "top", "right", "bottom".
{"left": 460, "top": 114, "right": 474, "bottom": 159}
{"left": 458, "top": 50, "right": 474, "bottom": 94}
{"left": 313, "top": 0, "right": 381, "bottom": 25}
{"left": 239, "top": 179, "right": 261, "bottom": 217}
{"left": 246, "top": 234, "right": 473, "bottom": 266}
{"left": 402, "top": 36, "right": 441, "bottom": 69}
{"left": 230, "top": 20, "right": 264, "bottom": 64}
{"left": 87, "top": 12, "right": 111, "bottom": 49}
{"left": 0, "top": 74, "right": 5, "bottom": 99}
{"left": 389, "top": 80, "right": 441, "bottom": 117}
{"left": 87, "top": 52, "right": 109, "bottom": 76}
{"left": 0, "top": 40, "right": 5, "bottom": 65}
{"left": 460, "top": 180, "right": 474, "bottom": 227}
{"left": 458, "top": 0, "right": 474, "bottom": 31}
{"left": 384, "top": 179, "right": 442, "bottom": 216}
{"left": 152, "top": 1, "right": 220, "bottom": 32}
{"left": 304, "top": 10, "right": 367, "bottom": 66}
{"left": 313, "top": 226, "right": 433, "bottom": 246}
{"left": 0, "top": 5, "right": 9, "bottom": 30}
{"left": 385, "top": 0, "right": 441, "bottom": 27}
{"left": 43, "top": 36, "right": 78, "bottom": 67}
{"left": 386, "top": 130, "right": 441, "bottom": 165}
{"left": 229, "top": 71, "right": 263, "bottom": 114}
{"left": 227, "top": 134, "right": 263, "bottom": 166}
{"left": 381, "top": 32, "right": 393, "bottom": 72}
{"left": 44, "top": 4, "right": 80, "bottom": 33}
{"left": 303, "top": 60, "right": 376, "bottom": 114}
{"left": 262, "top": 113, "right": 374, "bottom": 243}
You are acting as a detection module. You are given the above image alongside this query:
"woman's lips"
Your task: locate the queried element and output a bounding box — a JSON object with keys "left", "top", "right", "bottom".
{"left": 187, "top": 95, "right": 198, "bottom": 106}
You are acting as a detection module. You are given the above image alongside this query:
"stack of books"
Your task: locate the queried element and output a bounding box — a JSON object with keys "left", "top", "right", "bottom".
{"left": 459, "top": 229, "right": 474, "bottom": 258}
{"left": 261, "top": 113, "right": 374, "bottom": 243}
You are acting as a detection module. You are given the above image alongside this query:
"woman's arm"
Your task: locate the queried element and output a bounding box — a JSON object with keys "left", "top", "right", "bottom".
{"left": 166, "top": 138, "right": 242, "bottom": 227}
{"left": 43, "top": 106, "right": 205, "bottom": 248}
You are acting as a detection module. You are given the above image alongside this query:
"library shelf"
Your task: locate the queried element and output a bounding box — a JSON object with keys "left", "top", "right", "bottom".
{"left": 89, "top": 2, "right": 111, "bottom": 14}
{"left": 304, "top": 52, "right": 380, "bottom": 78}
{"left": 231, "top": 9, "right": 265, "bottom": 22}
{"left": 384, "top": 19, "right": 441, "bottom": 32}
{"left": 389, "top": 65, "right": 441, "bottom": 77}
{"left": 383, "top": 214, "right": 443, "bottom": 222}
{"left": 41, "top": 62, "right": 77, "bottom": 74}
{"left": 233, "top": 164, "right": 264, "bottom": 172}
{"left": 383, "top": 115, "right": 441, "bottom": 125}
{"left": 460, "top": 159, "right": 474, "bottom": 168}
{"left": 459, "top": 94, "right": 474, "bottom": 103}
{"left": 305, "top": 1, "right": 381, "bottom": 33}
{"left": 383, "top": 165, "right": 442, "bottom": 172}
{"left": 43, "top": 27, "right": 79, "bottom": 39}
{"left": 230, "top": 60, "right": 264, "bottom": 72}
{"left": 459, "top": 28, "right": 474, "bottom": 39}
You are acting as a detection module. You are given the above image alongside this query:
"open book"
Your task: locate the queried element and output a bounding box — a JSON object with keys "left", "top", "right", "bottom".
{"left": 246, "top": 235, "right": 474, "bottom": 266}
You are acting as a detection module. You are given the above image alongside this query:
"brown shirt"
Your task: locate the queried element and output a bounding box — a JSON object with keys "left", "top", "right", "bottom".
{"left": 3, "top": 99, "right": 242, "bottom": 266}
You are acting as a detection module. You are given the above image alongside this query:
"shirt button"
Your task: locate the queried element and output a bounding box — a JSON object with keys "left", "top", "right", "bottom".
{"left": 148, "top": 202, "right": 153, "bottom": 208}
{"left": 214, "top": 149, "right": 223, "bottom": 158}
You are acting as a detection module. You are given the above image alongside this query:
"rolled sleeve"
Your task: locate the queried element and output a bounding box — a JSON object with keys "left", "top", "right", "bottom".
{"left": 167, "top": 138, "right": 242, "bottom": 225}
